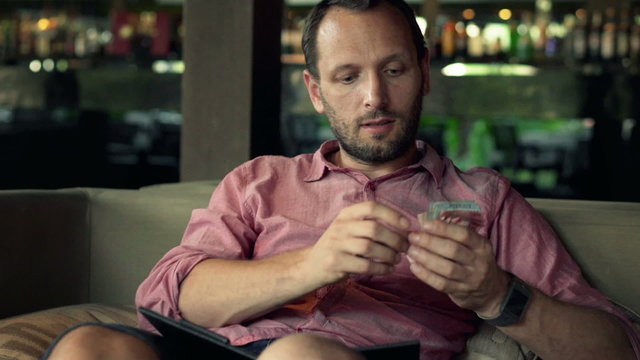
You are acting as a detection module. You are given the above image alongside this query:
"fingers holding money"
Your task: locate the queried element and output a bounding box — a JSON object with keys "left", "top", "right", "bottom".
{"left": 407, "top": 230, "right": 475, "bottom": 273}
{"left": 304, "top": 201, "right": 411, "bottom": 286}
{"left": 406, "top": 224, "right": 477, "bottom": 287}
{"left": 407, "top": 219, "right": 508, "bottom": 313}
{"left": 421, "top": 201, "right": 483, "bottom": 228}
{"left": 336, "top": 201, "right": 411, "bottom": 253}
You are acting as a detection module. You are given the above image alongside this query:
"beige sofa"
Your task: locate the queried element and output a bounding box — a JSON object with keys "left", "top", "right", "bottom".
{"left": 0, "top": 181, "right": 638, "bottom": 359}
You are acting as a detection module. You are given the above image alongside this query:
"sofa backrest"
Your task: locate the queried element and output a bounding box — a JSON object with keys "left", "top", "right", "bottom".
{"left": 86, "top": 181, "right": 216, "bottom": 305}
{"left": 92, "top": 184, "right": 640, "bottom": 316}
{"left": 528, "top": 198, "right": 640, "bottom": 316}
{"left": 1, "top": 182, "right": 638, "bottom": 320}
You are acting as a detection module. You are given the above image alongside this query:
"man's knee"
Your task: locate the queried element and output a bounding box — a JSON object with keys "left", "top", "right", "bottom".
{"left": 46, "top": 324, "right": 159, "bottom": 360}
{"left": 258, "top": 333, "right": 365, "bottom": 360}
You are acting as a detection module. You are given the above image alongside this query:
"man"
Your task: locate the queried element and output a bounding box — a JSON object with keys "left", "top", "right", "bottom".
{"left": 45, "top": 0, "right": 638, "bottom": 359}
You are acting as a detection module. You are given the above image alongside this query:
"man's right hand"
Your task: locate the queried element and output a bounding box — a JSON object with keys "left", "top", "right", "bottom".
{"left": 301, "top": 201, "right": 411, "bottom": 287}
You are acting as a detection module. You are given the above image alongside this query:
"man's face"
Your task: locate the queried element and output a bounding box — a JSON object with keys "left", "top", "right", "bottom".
{"left": 304, "top": 3, "right": 429, "bottom": 164}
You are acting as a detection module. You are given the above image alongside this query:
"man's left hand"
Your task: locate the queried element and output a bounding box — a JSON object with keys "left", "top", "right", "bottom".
{"left": 407, "top": 219, "right": 510, "bottom": 317}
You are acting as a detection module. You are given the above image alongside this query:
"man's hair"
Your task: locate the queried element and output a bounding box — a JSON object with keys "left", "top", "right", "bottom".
{"left": 302, "top": 0, "right": 427, "bottom": 79}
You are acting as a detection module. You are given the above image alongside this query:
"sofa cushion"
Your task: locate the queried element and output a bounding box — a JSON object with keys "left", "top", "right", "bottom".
{"left": 453, "top": 322, "right": 533, "bottom": 360}
{"left": 0, "top": 304, "right": 136, "bottom": 360}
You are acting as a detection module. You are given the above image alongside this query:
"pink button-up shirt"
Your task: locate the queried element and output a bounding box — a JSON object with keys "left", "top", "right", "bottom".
{"left": 136, "top": 140, "right": 640, "bottom": 359}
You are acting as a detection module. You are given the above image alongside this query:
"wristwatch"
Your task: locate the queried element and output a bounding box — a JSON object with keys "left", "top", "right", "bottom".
{"left": 479, "top": 274, "right": 532, "bottom": 327}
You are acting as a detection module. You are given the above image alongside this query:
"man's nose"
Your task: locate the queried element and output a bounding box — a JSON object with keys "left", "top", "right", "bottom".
{"left": 364, "top": 74, "right": 389, "bottom": 110}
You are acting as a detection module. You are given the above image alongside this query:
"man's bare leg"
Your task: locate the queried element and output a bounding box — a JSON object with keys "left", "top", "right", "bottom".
{"left": 257, "top": 333, "right": 365, "bottom": 360}
{"left": 46, "top": 325, "right": 160, "bottom": 360}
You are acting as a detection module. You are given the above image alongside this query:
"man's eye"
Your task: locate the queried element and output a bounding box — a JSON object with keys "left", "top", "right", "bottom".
{"left": 340, "top": 75, "right": 355, "bottom": 84}
{"left": 386, "top": 68, "right": 402, "bottom": 76}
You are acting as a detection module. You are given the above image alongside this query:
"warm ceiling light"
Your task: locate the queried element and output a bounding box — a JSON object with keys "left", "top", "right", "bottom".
{"left": 498, "top": 9, "right": 512, "bottom": 21}
{"left": 37, "top": 18, "right": 50, "bottom": 31}
{"left": 462, "top": 9, "right": 475, "bottom": 20}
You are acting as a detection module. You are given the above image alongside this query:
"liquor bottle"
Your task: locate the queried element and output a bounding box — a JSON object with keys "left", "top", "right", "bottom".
{"left": 544, "top": 25, "right": 560, "bottom": 62}
{"left": 441, "top": 19, "right": 456, "bottom": 61}
{"left": 35, "top": 16, "right": 52, "bottom": 59}
{"left": 0, "top": 20, "right": 14, "bottom": 63}
{"left": 428, "top": 16, "right": 445, "bottom": 61}
{"left": 50, "top": 14, "right": 66, "bottom": 58}
{"left": 86, "top": 26, "right": 101, "bottom": 56}
{"left": 35, "top": 32, "right": 51, "bottom": 58}
{"left": 75, "top": 30, "right": 87, "bottom": 57}
{"left": 516, "top": 11, "right": 534, "bottom": 63}
{"left": 151, "top": 12, "right": 171, "bottom": 57}
{"left": 631, "top": 9, "right": 640, "bottom": 64}
{"left": 588, "top": 10, "right": 602, "bottom": 62}
{"left": 617, "top": 8, "right": 631, "bottom": 62}
{"left": 508, "top": 19, "right": 520, "bottom": 62}
{"left": 18, "top": 13, "right": 34, "bottom": 58}
{"left": 7, "top": 18, "right": 18, "bottom": 63}
{"left": 64, "top": 25, "right": 75, "bottom": 57}
{"left": 533, "top": 19, "right": 548, "bottom": 63}
{"left": 108, "top": 11, "right": 132, "bottom": 57}
{"left": 454, "top": 20, "right": 468, "bottom": 62}
{"left": 600, "top": 7, "right": 616, "bottom": 61}
{"left": 466, "top": 21, "right": 484, "bottom": 60}
{"left": 572, "top": 9, "right": 588, "bottom": 63}
{"left": 492, "top": 37, "right": 507, "bottom": 63}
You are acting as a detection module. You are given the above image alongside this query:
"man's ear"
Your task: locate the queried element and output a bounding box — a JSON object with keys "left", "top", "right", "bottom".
{"left": 303, "top": 69, "right": 325, "bottom": 114}
{"left": 421, "top": 48, "right": 431, "bottom": 96}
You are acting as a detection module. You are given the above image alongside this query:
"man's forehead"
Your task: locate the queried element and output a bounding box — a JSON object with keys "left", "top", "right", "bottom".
{"left": 314, "top": 3, "right": 414, "bottom": 70}
{"left": 316, "top": 3, "right": 399, "bottom": 37}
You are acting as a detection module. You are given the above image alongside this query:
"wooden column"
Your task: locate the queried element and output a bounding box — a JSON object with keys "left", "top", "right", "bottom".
{"left": 180, "top": 0, "right": 282, "bottom": 181}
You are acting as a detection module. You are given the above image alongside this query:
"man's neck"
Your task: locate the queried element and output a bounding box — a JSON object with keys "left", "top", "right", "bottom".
{"left": 330, "top": 145, "right": 420, "bottom": 179}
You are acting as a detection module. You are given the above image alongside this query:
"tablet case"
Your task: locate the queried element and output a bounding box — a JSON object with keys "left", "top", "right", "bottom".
{"left": 139, "top": 307, "right": 420, "bottom": 359}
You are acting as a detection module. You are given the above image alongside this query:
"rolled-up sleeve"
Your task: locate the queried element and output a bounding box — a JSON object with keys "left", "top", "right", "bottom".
{"left": 491, "top": 188, "right": 640, "bottom": 357}
{"left": 135, "top": 165, "right": 257, "bottom": 331}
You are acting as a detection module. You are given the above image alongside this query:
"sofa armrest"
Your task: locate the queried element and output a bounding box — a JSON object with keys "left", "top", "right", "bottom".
{"left": 0, "top": 190, "right": 91, "bottom": 319}
{"left": 527, "top": 198, "right": 640, "bottom": 316}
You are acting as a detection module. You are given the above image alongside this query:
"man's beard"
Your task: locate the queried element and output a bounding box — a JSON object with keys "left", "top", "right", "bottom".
{"left": 322, "top": 89, "right": 423, "bottom": 164}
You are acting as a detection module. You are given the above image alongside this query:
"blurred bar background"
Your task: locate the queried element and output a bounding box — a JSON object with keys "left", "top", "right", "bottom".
{"left": 0, "top": 0, "right": 639, "bottom": 202}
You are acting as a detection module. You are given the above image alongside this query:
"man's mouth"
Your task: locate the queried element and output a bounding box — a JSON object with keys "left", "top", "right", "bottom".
{"left": 361, "top": 119, "right": 395, "bottom": 127}
{"left": 359, "top": 118, "right": 397, "bottom": 136}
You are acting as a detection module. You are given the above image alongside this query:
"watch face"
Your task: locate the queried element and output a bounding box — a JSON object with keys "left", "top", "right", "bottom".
{"left": 505, "top": 284, "right": 530, "bottom": 315}
{"left": 483, "top": 277, "right": 532, "bottom": 327}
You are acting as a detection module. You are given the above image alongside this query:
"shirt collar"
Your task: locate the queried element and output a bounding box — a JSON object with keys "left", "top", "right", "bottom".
{"left": 304, "top": 139, "right": 445, "bottom": 186}
{"left": 304, "top": 140, "right": 340, "bottom": 182}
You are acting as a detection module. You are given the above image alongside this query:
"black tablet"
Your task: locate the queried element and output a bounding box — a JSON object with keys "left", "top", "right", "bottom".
{"left": 139, "top": 307, "right": 420, "bottom": 359}
{"left": 357, "top": 339, "right": 420, "bottom": 359}
{"left": 139, "top": 307, "right": 255, "bottom": 359}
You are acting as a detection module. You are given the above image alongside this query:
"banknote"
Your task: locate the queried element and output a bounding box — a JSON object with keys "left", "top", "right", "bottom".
{"left": 418, "top": 201, "right": 482, "bottom": 228}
